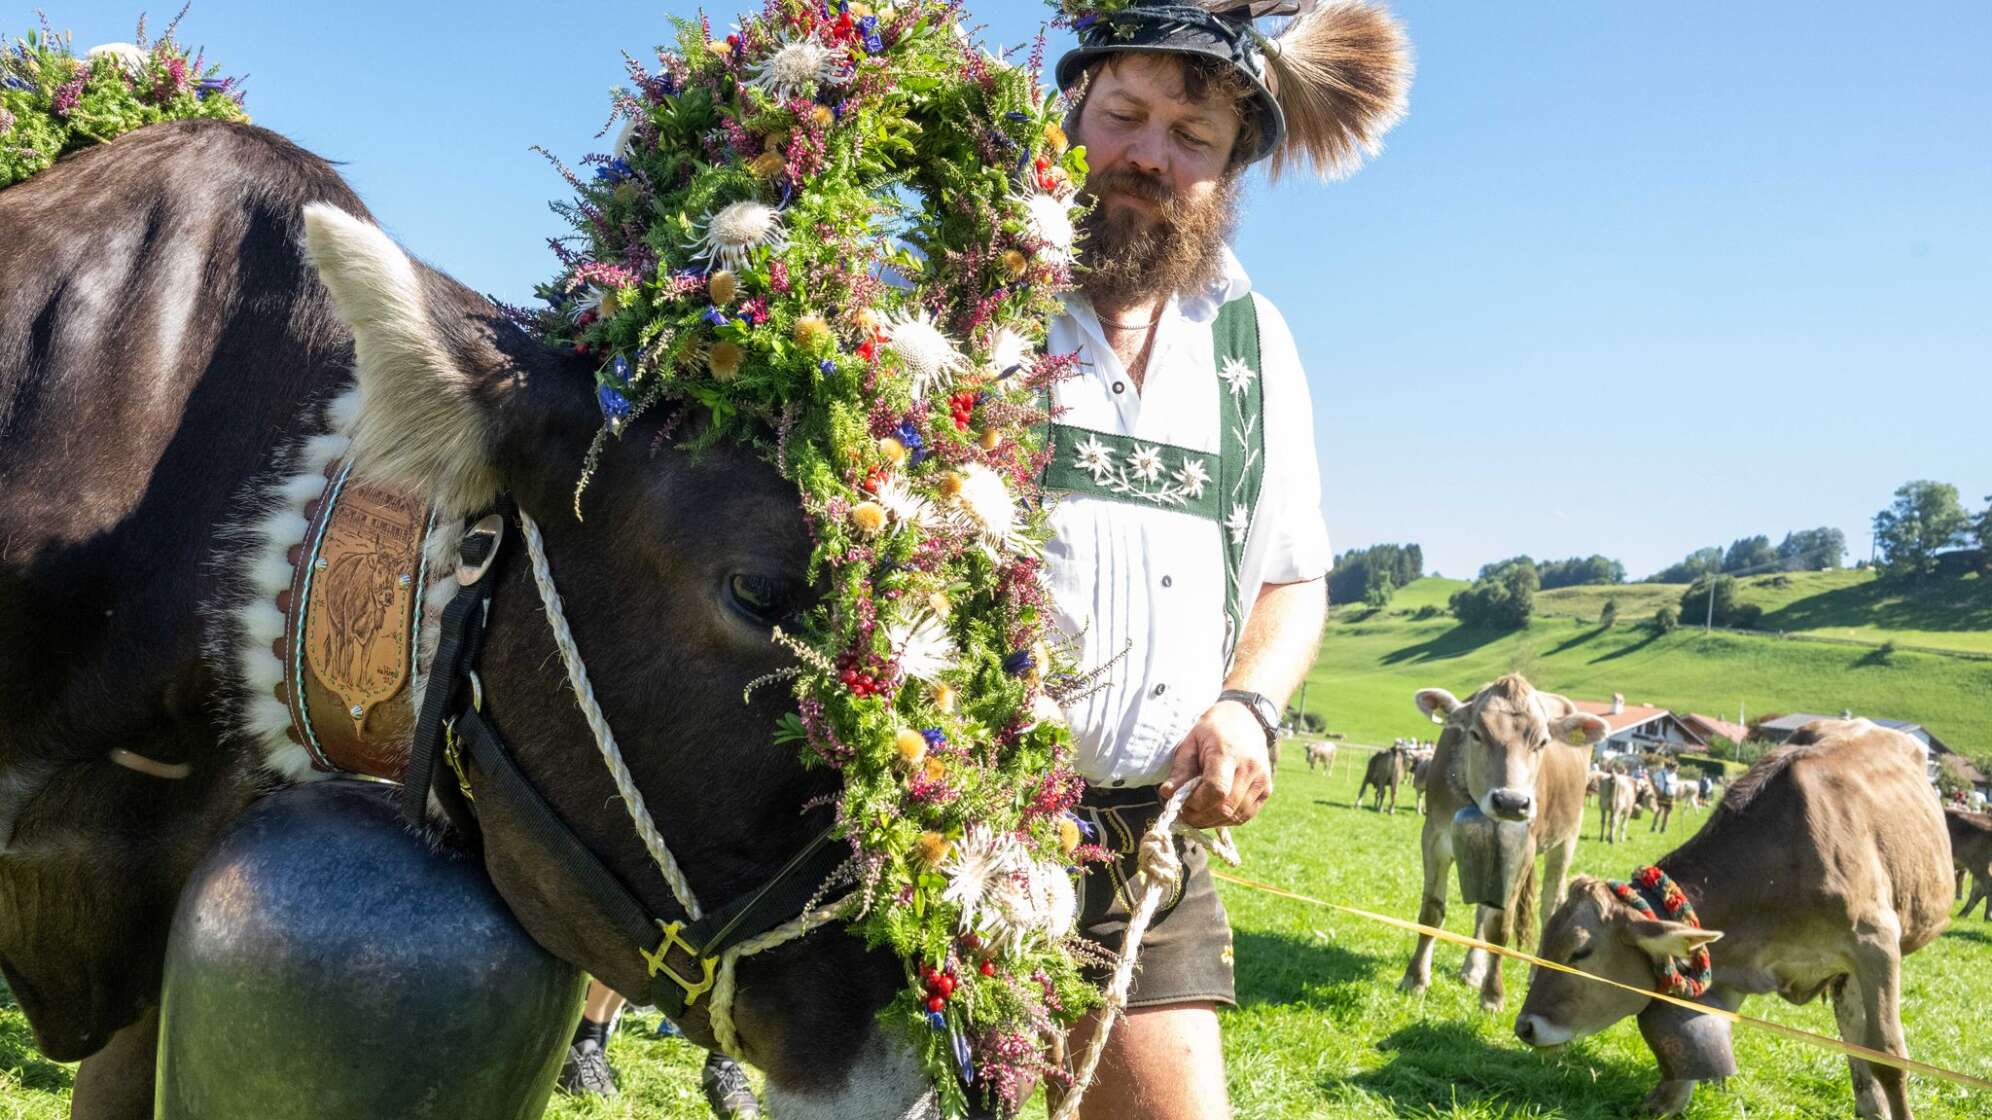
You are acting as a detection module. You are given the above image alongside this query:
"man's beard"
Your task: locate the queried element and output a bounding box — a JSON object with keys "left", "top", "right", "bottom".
{"left": 1074, "top": 166, "right": 1242, "bottom": 308}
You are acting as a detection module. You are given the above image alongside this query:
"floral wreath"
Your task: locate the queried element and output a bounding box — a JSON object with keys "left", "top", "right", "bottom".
{"left": 1, "top": 14, "right": 247, "bottom": 189}
{"left": 1609, "top": 866, "right": 1714, "bottom": 999}
{"left": 526, "top": 2, "right": 1105, "bottom": 1113}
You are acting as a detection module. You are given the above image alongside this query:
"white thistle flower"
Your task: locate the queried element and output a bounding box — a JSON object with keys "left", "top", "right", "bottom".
{"left": 1225, "top": 503, "right": 1251, "bottom": 546}
{"left": 745, "top": 36, "right": 843, "bottom": 101}
{"left": 887, "top": 612, "right": 956, "bottom": 683}
{"left": 689, "top": 200, "right": 786, "bottom": 273}
{"left": 954, "top": 463, "right": 1020, "bottom": 551}
{"left": 985, "top": 324, "right": 1033, "bottom": 378}
{"left": 569, "top": 286, "right": 612, "bottom": 322}
{"left": 1020, "top": 190, "right": 1076, "bottom": 263}
{"left": 85, "top": 43, "right": 148, "bottom": 78}
{"left": 982, "top": 862, "right": 1078, "bottom": 956}
{"left": 1129, "top": 445, "right": 1165, "bottom": 483}
{"left": 873, "top": 476, "right": 934, "bottom": 528}
{"left": 1174, "top": 458, "right": 1210, "bottom": 498}
{"left": 941, "top": 825, "right": 1025, "bottom": 931}
{"left": 881, "top": 307, "right": 970, "bottom": 400}
{"left": 1073, "top": 434, "right": 1115, "bottom": 481}
{"left": 1218, "top": 355, "right": 1255, "bottom": 396}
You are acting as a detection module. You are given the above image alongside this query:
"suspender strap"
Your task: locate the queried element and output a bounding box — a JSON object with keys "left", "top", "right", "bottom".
{"left": 1212, "top": 295, "right": 1266, "bottom": 662}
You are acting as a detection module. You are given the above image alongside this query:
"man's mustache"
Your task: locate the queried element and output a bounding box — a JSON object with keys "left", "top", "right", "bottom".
{"left": 1083, "top": 168, "right": 1175, "bottom": 209}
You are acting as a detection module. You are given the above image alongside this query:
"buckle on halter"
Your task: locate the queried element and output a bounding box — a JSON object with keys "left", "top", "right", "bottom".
{"left": 641, "top": 920, "right": 717, "bottom": 1007}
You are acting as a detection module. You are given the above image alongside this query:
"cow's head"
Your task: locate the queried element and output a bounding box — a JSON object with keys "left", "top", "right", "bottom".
{"left": 302, "top": 206, "right": 922, "bottom": 1114}
{"left": 1514, "top": 876, "right": 1723, "bottom": 1047}
{"left": 1414, "top": 674, "right": 1607, "bottom": 822}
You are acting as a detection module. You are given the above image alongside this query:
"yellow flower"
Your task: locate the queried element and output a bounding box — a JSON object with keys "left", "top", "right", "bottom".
{"left": 763, "top": 130, "right": 788, "bottom": 153}
{"left": 1001, "top": 249, "right": 1028, "bottom": 280}
{"left": 597, "top": 288, "right": 621, "bottom": 318}
{"left": 709, "top": 269, "right": 739, "bottom": 307}
{"left": 853, "top": 307, "right": 881, "bottom": 333}
{"left": 926, "top": 591, "right": 951, "bottom": 617}
{"left": 917, "top": 831, "right": 953, "bottom": 867}
{"left": 847, "top": 2, "right": 872, "bottom": 15}
{"left": 879, "top": 437, "right": 908, "bottom": 467}
{"left": 923, "top": 757, "right": 946, "bottom": 782}
{"left": 708, "top": 341, "right": 744, "bottom": 381}
{"left": 1058, "top": 817, "right": 1081, "bottom": 854}
{"left": 749, "top": 152, "right": 785, "bottom": 178}
{"left": 707, "top": 39, "right": 734, "bottom": 59}
{"left": 792, "top": 313, "right": 832, "bottom": 349}
{"left": 978, "top": 428, "right": 1002, "bottom": 452}
{"left": 937, "top": 472, "right": 964, "bottom": 499}
{"left": 931, "top": 681, "right": 956, "bottom": 713}
{"left": 894, "top": 728, "right": 928, "bottom": 769}
{"left": 811, "top": 105, "right": 834, "bottom": 128}
{"left": 850, "top": 501, "right": 887, "bottom": 535}
{"left": 1044, "top": 122, "right": 1068, "bottom": 156}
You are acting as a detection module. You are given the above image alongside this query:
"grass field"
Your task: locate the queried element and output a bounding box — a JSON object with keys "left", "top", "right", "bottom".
{"left": 6, "top": 748, "right": 1990, "bottom": 1118}
{"left": 1309, "top": 582, "right": 1992, "bottom": 756}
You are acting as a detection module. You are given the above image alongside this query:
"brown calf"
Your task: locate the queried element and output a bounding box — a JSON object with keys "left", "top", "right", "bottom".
{"left": 1947, "top": 808, "right": 1992, "bottom": 920}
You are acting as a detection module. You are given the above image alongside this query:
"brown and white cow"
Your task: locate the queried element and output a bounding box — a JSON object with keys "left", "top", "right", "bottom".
{"left": 1947, "top": 808, "right": 1992, "bottom": 920}
{"left": 1304, "top": 740, "right": 1337, "bottom": 774}
{"left": 1396, "top": 675, "right": 1606, "bottom": 1009}
{"left": 1516, "top": 720, "right": 1952, "bottom": 1118}
{"left": 1598, "top": 772, "right": 1638, "bottom": 844}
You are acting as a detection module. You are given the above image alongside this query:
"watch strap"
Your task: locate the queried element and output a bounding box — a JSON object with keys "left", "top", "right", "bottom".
{"left": 1218, "top": 688, "right": 1279, "bottom": 749}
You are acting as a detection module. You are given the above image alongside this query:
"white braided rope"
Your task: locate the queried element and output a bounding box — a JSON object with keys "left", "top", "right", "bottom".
{"left": 516, "top": 509, "right": 705, "bottom": 921}
{"left": 1052, "top": 777, "right": 1239, "bottom": 1120}
{"left": 706, "top": 893, "right": 859, "bottom": 1060}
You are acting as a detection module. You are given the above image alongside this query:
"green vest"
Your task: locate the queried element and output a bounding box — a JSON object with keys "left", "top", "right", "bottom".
{"left": 1040, "top": 296, "right": 1268, "bottom": 662}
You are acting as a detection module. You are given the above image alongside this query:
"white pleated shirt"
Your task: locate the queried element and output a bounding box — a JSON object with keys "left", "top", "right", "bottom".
{"left": 1044, "top": 250, "right": 1332, "bottom": 786}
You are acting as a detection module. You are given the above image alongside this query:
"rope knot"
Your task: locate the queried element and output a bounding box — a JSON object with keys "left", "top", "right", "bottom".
{"left": 1135, "top": 829, "right": 1183, "bottom": 898}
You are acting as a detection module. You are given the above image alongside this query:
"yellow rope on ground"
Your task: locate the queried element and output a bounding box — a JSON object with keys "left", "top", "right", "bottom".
{"left": 1209, "top": 869, "right": 1992, "bottom": 1093}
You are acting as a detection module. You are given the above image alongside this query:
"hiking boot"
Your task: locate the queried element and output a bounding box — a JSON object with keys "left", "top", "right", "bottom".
{"left": 558, "top": 1036, "right": 620, "bottom": 1099}
{"left": 702, "top": 1053, "right": 760, "bottom": 1118}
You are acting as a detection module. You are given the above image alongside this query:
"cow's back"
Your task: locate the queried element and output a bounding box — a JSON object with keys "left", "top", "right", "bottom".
{"left": 0, "top": 121, "right": 364, "bottom": 769}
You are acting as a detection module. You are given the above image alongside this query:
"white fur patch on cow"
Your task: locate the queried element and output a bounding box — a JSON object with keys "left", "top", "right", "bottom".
{"left": 761, "top": 1028, "right": 937, "bottom": 1120}
{"left": 300, "top": 204, "right": 498, "bottom": 518}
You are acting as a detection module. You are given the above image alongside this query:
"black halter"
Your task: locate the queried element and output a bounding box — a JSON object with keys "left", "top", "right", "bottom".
{"left": 401, "top": 508, "right": 846, "bottom": 1020}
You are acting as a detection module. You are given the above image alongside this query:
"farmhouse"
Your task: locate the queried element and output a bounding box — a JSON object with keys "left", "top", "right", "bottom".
{"left": 1571, "top": 694, "right": 1702, "bottom": 757}
{"left": 1680, "top": 712, "right": 1750, "bottom": 747}
{"left": 1755, "top": 712, "right": 1983, "bottom": 788}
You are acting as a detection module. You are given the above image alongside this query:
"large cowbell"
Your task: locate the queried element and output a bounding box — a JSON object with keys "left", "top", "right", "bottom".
{"left": 156, "top": 779, "right": 587, "bottom": 1119}
{"left": 1450, "top": 803, "right": 1534, "bottom": 908}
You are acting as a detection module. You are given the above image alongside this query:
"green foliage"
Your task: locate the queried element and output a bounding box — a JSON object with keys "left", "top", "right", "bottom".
{"left": 1873, "top": 479, "right": 1971, "bottom": 581}
{"left": 1, "top": 24, "right": 247, "bottom": 189}
{"left": 1537, "top": 554, "right": 1625, "bottom": 590}
{"left": 1646, "top": 545, "right": 1723, "bottom": 584}
{"left": 1328, "top": 542, "right": 1422, "bottom": 609}
{"left": 1680, "top": 574, "right": 1762, "bottom": 629}
{"left": 1777, "top": 526, "right": 1846, "bottom": 571}
{"left": 1722, "top": 534, "right": 1778, "bottom": 573}
{"left": 1598, "top": 597, "right": 1618, "bottom": 628}
{"left": 1450, "top": 556, "right": 1536, "bottom": 630}
{"left": 1653, "top": 605, "right": 1679, "bottom": 633}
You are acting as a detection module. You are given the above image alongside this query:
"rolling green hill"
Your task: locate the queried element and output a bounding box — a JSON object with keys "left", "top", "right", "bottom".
{"left": 1304, "top": 578, "right": 1992, "bottom": 759}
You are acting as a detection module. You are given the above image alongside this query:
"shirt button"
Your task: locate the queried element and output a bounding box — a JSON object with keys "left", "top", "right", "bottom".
{"left": 1161, "top": 575, "right": 1173, "bottom": 588}
{"left": 1112, "top": 380, "right": 1125, "bottom": 394}
{"left": 1152, "top": 683, "right": 1168, "bottom": 698}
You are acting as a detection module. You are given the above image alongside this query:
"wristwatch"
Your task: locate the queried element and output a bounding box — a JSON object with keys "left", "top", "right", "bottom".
{"left": 1217, "top": 689, "right": 1281, "bottom": 751}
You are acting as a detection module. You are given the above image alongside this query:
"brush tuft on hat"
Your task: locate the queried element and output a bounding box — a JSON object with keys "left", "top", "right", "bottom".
{"left": 1230, "top": 0, "right": 1412, "bottom": 181}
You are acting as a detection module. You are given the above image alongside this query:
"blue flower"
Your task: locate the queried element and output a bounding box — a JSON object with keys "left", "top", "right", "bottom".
{"left": 819, "top": 359, "right": 837, "bottom": 376}
{"left": 922, "top": 728, "right": 946, "bottom": 748}
{"left": 597, "top": 384, "right": 632, "bottom": 425}
{"left": 895, "top": 420, "right": 927, "bottom": 464}
{"left": 859, "top": 15, "right": 883, "bottom": 54}
{"left": 1074, "top": 14, "right": 1098, "bottom": 31}
{"left": 702, "top": 306, "right": 729, "bottom": 327}
{"left": 925, "top": 1010, "right": 946, "bottom": 1031}
{"left": 1004, "top": 111, "right": 1030, "bottom": 123}
{"left": 610, "top": 354, "right": 632, "bottom": 383}
{"left": 1002, "top": 649, "right": 1034, "bottom": 676}
{"left": 1065, "top": 812, "right": 1096, "bottom": 841}
{"left": 950, "top": 1026, "right": 974, "bottom": 1084}
{"left": 4, "top": 74, "right": 36, "bottom": 92}
{"left": 593, "top": 158, "right": 632, "bottom": 183}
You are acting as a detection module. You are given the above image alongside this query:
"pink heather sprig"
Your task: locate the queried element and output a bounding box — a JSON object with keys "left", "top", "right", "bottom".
{"left": 768, "top": 258, "right": 791, "bottom": 293}
{"left": 567, "top": 260, "right": 640, "bottom": 292}
{"left": 1027, "top": 27, "right": 1048, "bottom": 88}
{"left": 51, "top": 75, "right": 84, "bottom": 116}
{"left": 721, "top": 113, "right": 759, "bottom": 158}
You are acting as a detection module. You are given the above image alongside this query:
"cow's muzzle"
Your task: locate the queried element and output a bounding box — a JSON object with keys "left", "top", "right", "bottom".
{"left": 1487, "top": 787, "right": 1534, "bottom": 822}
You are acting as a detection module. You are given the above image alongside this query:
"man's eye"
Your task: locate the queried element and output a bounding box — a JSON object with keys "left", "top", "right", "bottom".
{"left": 1109, "top": 112, "right": 1138, "bottom": 125}
{"left": 1177, "top": 132, "right": 1210, "bottom": 150}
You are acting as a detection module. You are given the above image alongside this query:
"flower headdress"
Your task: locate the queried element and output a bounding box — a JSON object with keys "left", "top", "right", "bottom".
{"left": 1, "top": 14, "right": 247, "bottom": 189}
{"left": 533, "top": 3, "right": 1095, "bottom": 1114}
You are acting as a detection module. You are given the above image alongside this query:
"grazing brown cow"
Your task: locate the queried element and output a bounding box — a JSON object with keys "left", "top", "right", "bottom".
{"left": 1517, "top": 721, "right": 1952, "bottom": 1118}
{"left": 1947, "top": 808, "right": 1992, "bottom": 920}
{"left": 1599, "top": 773, "right": 1638, "bottom": 845}
{"left": 1357, "top": 743, "right": 1408, "bottom": 813}
{"left": 1396, "top": 676, "right": 1606, "bottom": 1010}
{"left": 1410, "top": 749, "right": 1434, "bottom": 814}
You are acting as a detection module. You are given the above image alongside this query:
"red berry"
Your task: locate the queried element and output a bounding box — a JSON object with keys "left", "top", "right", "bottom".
{"left": 573, "top": 343, "right": 591, "bottom": 355}
{"left": 936, "top": 975, "right": 956, "bottom": 997}
{"left": 926, "top": 995, "right": 945, "bottom": 1013}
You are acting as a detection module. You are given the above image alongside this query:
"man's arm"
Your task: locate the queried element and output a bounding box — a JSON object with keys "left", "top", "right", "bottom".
{"left": 1160, "top": 577, "right": 1327, "bottom": 829}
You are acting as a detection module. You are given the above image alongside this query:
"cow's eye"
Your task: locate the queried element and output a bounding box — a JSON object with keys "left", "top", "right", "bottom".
{"left": 727, "top": 573, "right": 801, "bottom": 627}
{"left": 1569, "top": 946, "right": 1593, "bottom": 963}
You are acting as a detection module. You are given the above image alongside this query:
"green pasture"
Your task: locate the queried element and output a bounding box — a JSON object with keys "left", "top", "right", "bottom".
{"left": 6, "top": 747, "right": 1990, "bottom": 1118}
{"left": 1309, "top": 588, "right": 1992, "bottom": 757}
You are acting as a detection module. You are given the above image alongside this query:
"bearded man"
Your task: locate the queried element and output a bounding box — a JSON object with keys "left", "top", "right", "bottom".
{"left": 1042, "top": 3, "right": 1410, "bottom": 1115}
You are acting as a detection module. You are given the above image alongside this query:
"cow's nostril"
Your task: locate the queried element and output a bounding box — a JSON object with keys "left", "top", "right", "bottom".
{"left": 1516, "top": 1018, "right": 1534, "bottom": 1043}
{"left": 1490, "top": 789, "right": 1533, "bottom": 818}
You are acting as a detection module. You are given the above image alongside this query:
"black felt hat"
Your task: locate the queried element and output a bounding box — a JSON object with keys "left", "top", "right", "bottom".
{"left": 1055, "top": 1, "right": 1414, "bottom": 182}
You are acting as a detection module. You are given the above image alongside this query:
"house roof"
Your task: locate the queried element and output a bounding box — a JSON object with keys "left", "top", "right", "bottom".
{"left": 1758, "top": 713, "right": 1953, "bottom": 755}
{"left": 1682, "top": 713, "right": 1750, "bottom": 745}
{"left": 1572, "top": 700, "right": 1674, "bottom": 735}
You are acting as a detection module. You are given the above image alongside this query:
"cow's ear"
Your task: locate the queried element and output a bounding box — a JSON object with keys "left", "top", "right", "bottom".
{"left": 1622, "top": 917, "right": 1723, "bottom": 962}
{"left": 302, "top": 203, "right": 500, "bottom": 515}
{"left": 1414, "top": 688, "right": 1462, "bottom": 725}
{"left": 1551, "top": 712, "right": 1611, "bottom": 746}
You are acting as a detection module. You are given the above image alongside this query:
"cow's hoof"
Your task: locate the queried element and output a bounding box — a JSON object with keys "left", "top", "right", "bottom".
{"left": 1640, "top": 1080, "right": 1695, "bottom": 1116}
{"left": 1397, "top": 975, "right": 1428, "bottom": 996}
{"left": 1479, "top": 994, "right": 1505, "bottom": 1013}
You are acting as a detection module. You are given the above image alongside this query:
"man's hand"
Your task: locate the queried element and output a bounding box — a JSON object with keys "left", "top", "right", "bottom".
{"left": 1159, "top": 701, "right": 1273, "bottom": 829}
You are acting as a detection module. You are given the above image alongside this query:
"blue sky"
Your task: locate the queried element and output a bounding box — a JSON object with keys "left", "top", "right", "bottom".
{"left": 47, "top": 1, "right": 1991, "bottom": 578}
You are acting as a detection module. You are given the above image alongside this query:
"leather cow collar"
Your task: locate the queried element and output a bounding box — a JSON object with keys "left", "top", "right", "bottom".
{"left": 277, "top": 465, "right": 844, "bottom": 1020}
